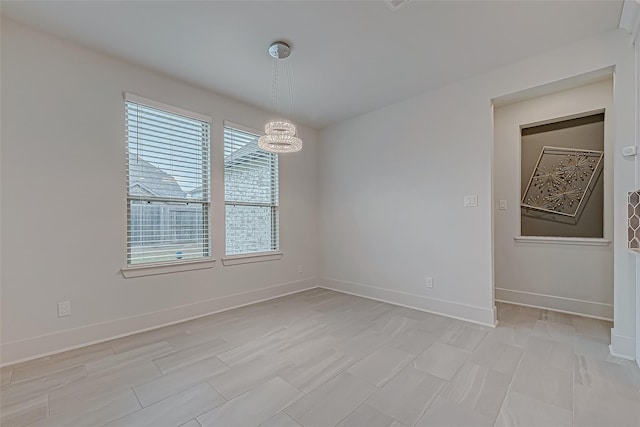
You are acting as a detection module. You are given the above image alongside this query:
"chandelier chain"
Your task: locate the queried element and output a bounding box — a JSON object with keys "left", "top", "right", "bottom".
{"left": 271, "top": 57, "right": 279, "bottom": 115}
{"left": 286, "top": 60, "right": 296, "bottom": 122}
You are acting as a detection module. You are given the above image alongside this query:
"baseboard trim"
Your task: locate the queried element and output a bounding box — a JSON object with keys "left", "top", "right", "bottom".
{"left": 609, "top": 329, "right": 636, "bottom": 361}
{"left": 495, "top": 288, "right": 613, "bottom": 320}
{"left": 319, "top": 277, "right": 496, "bottom": 327}
{"left": 0, "top": 278, "right": 318, "bottom": 367}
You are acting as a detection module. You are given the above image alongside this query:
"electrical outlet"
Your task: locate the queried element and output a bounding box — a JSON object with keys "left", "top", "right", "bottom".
{"left": 464, "top": 195, "right": 478, "bottom": 207}
{"left": 57, "top": 301, "right": 71, "bottom": 317}
{"left": 426, "top": 277, "right": 433, "bottom": 288}
{"left": 297, "top": 265, "right": 303, "bottom": 274}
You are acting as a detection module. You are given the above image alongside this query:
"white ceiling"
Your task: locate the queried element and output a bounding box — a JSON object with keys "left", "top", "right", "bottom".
{"left": 1, "top": 1, "right": 624, "bottom": 129}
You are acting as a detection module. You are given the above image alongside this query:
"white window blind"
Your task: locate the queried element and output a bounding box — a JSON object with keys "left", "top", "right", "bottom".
{"left": 224, "top": 125, "right": 279, "bottom": 256}
{"left": 126, "top": 95, "right": 211, "bottom": 265}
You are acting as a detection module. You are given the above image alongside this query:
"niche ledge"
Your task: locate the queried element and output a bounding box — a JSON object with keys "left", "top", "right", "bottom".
{"left": 514, "top": 236, "right": 611, "bottom": 246}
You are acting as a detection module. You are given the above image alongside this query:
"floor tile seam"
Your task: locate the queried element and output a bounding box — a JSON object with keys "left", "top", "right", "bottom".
{"left": 215, "top": 355, "right": 232, "bottom": 370}
{"left": 182, "top": 392, "right": 229, "bottom": 423}
{"left": 281, "top": 382, "right": 312, "bottom": 427}
{"left": 263, "top": 375, "right": 303, "bottom": 403}
{"left": 330, "top": 340, "right": 385, "bottom": 366}
{"left": 362, "top": 352, "right": 418, "bottom": 389}
{"left": 448, "top": 357, "right": 513, "bottom": 423}
{"left": 332, "top": 398, "right": 368, "bottom": 427}
{"left": 488, "top": 335, "right": 527, "bottom": 427}
{"left": 572, "top": 325, "right": 606, "bottom": 336}
{"left": 0, "top": 371, "right": 16, "bottom": 388}
{"left": 282, "top": 407, "right": 301, "bottom": 425}
{"left": 281, "top": 374, "right": 360, "bottom": 426}
{"left": 3, "top": 363, "right": 89, "bottom": 391}
{"left": 95, "top": 387, "right": 143, "bottom": 427}
{"left": 291, "top": 353, "right": 360, "bottom": 397}
{"left": 162, "top": 335, "right": 236, "bottom": 355}
{"left": 1, "top": 376, "right": 88, "bottom": 414}
{"left": 131, "top": 385, "right": 143, "bottom": 409}
{"left": 133, "top": 358, "right": 231, "bottom": 407}
{"left": 411, "top": 342, "right": 469, "bottom": 380}
{"left": 411, "top": 335, "right": 442, "bottom": 358}
{"left": 204, "top": 376, "right": 230, "bottom": 400}
{"left": 571, "top": 333, "right": 611, "bottom": 355}
{"left": 213, "top": 356, "right": 296, "bottom": 399}
{"left": 153, "top": 351, "right": 230, "bottom": 374}
{"left": 411, "top": 347, "right": 476, "bottom": 425}
{"left": 46, "top": 380, "right": 130, "bottom": 417}
{"left": 406, "top": 377, "right": 449, "bottom": 427}
{"left": 132, "top": 359, "right": 164, "bottom": 386}
{"left": 1, "top": 369, "right": 14, "bottom": 387}
{"left": 124, "top": 381, "right": 227, "bottom": 425}
{"left": 573, "top": 367, "right": 640, "bottom": 403}
{"left": 412, "top": 384, "right": 457, "bottom": 427}
{"left": 149, "top": 355, "right": 168, "bottom": 373}
{"left": 511, "top": 342, "right": 577, "bottom": 415}
{"left": 10, "top": 350, "right": 115, "bottom": 386}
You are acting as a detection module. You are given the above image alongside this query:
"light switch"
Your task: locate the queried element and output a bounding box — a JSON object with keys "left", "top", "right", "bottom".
{"left": 464, "top": 195, "right": 478, "bottom": 207}
{"left": 498, "top": 199, "right": 507, "bottom": 210}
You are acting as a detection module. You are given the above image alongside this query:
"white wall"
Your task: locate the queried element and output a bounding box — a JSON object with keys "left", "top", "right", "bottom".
{"left": 494, "top": 80, "right": 614, "bottom": 319}
{"left": 634, "top": 21, "right": 640, "bottom": 367}
{"left": 318, "top": 83, "right": 496, "bottom": 325}
{"left": 318, "top": 29, "right": 637, "bottom": 358}
{"left": 0, "top": 18, "right": 320, "bottom": 365}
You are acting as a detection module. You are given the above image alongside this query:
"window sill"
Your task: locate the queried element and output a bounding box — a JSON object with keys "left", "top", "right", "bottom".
{"left": 222, "top": 251, "right": 283, "bottom": 266}
{"left": 121, "top": 258, "right": 216, "bottom": 278}
{"left": 514, "top": 236, "right": 611, "bottom": 246}
{"left": 629, "top": 248, "right": 640, "bottom": 256}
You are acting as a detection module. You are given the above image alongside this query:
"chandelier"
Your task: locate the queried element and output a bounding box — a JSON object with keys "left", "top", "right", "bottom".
{"left": 258, "top": 41, "right": 303, "bottom": 153}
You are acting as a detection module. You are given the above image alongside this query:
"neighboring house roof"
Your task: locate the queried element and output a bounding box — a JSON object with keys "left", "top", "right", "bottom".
{"left": 129, "top": 155, "right": 186, "bottom": 199}
{"left": 187, "top": 186, "right": 204, "bottom": 199}
{"left": 129, "top": 183, "right": 157, "bottom": 198}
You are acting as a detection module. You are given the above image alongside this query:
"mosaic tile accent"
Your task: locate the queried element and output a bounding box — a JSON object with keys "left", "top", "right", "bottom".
{"left": 628, "top": 191, "right": 640, "bottom": 249}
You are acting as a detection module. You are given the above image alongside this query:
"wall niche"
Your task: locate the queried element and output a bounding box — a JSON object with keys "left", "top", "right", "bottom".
{"left": 520, "top": 113, "right": 604, "bottom": 238}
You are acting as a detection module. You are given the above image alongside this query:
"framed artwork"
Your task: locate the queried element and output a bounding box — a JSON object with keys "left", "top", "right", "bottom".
{"left": 521, "top": 147, "right": 603, "bottom": 225}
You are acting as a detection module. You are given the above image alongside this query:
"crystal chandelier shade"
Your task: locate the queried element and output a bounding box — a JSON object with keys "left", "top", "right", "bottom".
{"left": 258, "top": 120, "right": 302, "bottom": 153}
{"left": 258, "top": 41, "right": 302, "bottom": 154}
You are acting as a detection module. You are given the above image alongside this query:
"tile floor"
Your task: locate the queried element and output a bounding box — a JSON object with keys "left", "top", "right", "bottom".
{"left": 1, "top": 289, "right": 639, "bottom": 427}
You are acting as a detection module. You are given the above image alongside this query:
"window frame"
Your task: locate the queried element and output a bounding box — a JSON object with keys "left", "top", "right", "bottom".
{"left": 122, "top": 93, "right": 215, "bottom": 277}
{"left": 222, "top": 121, "right": 282, "bottom": 264}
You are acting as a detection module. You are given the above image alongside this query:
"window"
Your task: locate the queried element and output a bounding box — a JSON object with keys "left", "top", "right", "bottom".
{"left": 224, "top": 124, "right": 279, "bottom": 256}
{"left": 126, "top": 94, "right": 211, "bottom": 266}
